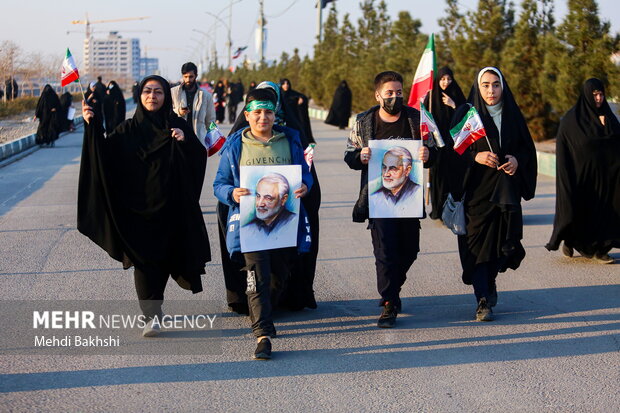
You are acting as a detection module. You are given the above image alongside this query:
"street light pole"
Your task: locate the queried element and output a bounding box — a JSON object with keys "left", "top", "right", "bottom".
{"left": 227, "top": 0, "right": 233, "bottom": 70}
{"left": 317, "top": 0, "right": 323, "bottom": 42}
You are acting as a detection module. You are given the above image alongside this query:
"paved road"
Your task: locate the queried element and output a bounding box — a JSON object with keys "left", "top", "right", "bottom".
{"left": 0, "top": 119, "right": 618, "bottom": 412}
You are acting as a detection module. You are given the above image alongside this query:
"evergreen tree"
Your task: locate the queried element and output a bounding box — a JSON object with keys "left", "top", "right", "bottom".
{"left": 554, "top": 0, "right": 618, "bottom": 113}
{"left": 386, "top": 11, "right": 427, "bottom": 101}
{"left": 437, "top": 0, "right": 464, "bottom": 68}
{"left": 502, "top": 0, "right": 553, "bottom": 140}
{"left": 453, "top": 0, "right": 515, "bottom": 86}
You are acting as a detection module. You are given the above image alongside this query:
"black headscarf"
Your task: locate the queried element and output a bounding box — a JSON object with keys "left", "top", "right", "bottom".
{"left": 78, "top": 75, "right": 210, "bottom": 291}
{"left": 453, "top": 67, "right": 537, "bottom": 281}
{"left": 545, "top": 78, "right": 620, "bottom": 252}
{"left": 280, "top": 78, "right": 315, "bottom": 145}
{"left": 35, "top": 85, "right": 61, "bottom": 145}
{"left": 424, "top": 67, "right": 466, "bottom": 137}
{"left": 325, "top": 80, "right": 352, "bottom": 129}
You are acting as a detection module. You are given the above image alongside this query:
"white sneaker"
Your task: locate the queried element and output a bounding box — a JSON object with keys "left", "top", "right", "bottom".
{"left": 142, "top": 317, "right": 161, "bottom": 337}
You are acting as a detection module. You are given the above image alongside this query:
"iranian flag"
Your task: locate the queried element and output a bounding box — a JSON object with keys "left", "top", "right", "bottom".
{"left": 420, "top": 101, "right": 444, "bottom": 147}
{"left": 204, "top": 122, "right": 226, "bottom": 156}
{"left": 407, "top": 33, "right": 437, "bottom": 110}
{"left": 60, "top": 48, "right": 80, "bottom": 87}
{"left": 450, "top": 106, "right": 487, "bottom": 155}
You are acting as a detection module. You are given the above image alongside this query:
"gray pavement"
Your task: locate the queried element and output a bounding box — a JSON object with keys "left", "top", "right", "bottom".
{"left": 0, "top": 119, "right": 618, "bottom": 412}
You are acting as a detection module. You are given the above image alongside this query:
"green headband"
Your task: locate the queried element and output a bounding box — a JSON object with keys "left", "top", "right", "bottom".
{"left": 245, "top": 100, "right": 276, "bottom": 112}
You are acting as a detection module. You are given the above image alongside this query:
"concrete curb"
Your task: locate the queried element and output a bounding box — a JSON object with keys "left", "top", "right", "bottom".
{"left": 307, "top": 107, "right": 556, "bottom": 177}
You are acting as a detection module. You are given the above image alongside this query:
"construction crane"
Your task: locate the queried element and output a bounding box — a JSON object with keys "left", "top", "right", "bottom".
{"left": 67, "top": 29, "right": 152, "bottom": 35}
{"left": 70, "top": 13, "right": 150, "bottom": 38}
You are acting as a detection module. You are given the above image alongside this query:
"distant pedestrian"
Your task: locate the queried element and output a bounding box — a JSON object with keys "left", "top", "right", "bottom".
{"left": 227, "top": 80, "right": 245, "bottom": 124}
{"left": 344, "top": 71, "right": 436, "bottom": 328}
{"left": 171, "top": 62, "right": 215, "bottom": 141}
{"left": 78, "top": 75, "right": 211, "bottom": 337}
{"left": 214, "top": 80, "right": 227, "bottom": 124}
{"left": 325, "top": 80, "right": 352, "bottom": 129}
{"left": 546, "top": 78, "right": 620, "bottom": 264}
{"left": 58, "top": 91, "right": 75, "bottom": 133}
{"left": 248, "top": 81, "right": 257, "bottom": 93}
{"left": 281, "top": 78, "right": 315, "bottom": 145}
{"left": 34, "top": 85, "right": 61, "bottom": 147}
{"left": 423, "top": 66, "right": 467, "bottom": 220}
{"left": 132, "top": 81, "right": 140, "bottom": 104}
{"left": 5, "top": 77, "right": 18, "bottom": 100}
{"left": 453, "top": 67, "right": 537, "bottom": 321}
{"left": 103, "top": 80, "right": 126, "bottom": 134}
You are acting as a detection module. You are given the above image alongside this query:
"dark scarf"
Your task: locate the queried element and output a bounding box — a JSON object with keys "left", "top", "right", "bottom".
{"left": 424, "top": 67, "right": 466, "bottom": 140}
{"left": 545, "top": 78, "right": 620, "bottom": 251}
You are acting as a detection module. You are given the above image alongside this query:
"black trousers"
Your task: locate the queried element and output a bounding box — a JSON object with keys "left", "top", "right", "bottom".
{"left": 228, "top": 103, "right": 238, "bottom": 124}
{"left": 134, "top": 267, "right": 169, "bottom": 319}
{"left": 244, "top": 248, "right": 294, "bottom": 338}
{"left": 369, "top": 218, "right": 420, "bottom": 308}
{"left": 471, "top": 261, "right": 499, "bottom": 302}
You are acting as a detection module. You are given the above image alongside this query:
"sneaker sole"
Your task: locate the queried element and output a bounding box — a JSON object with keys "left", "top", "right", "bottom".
{"left": 475, "top": 315, "right": 494, "bottom": 322}
{"left": 377, "top": 321, "right": 395, "bottom": 328}
{"left": 253, "top": 353, "right": 271, "bottom": 360}
{"left": 142, "top": 329, "right": 160, "bottom": 337}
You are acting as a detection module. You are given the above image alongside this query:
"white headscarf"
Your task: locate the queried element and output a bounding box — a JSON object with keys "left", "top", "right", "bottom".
{"left": 477, "top": 66, "right": 503, "bottom": 90}
{"left": 477, "top": 67, "right": 504, "bottom": 145}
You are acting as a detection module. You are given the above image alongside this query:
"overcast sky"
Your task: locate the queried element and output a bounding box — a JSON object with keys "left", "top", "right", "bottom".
{"left": 2, "top": 0, "right": 618, "bottom": 80}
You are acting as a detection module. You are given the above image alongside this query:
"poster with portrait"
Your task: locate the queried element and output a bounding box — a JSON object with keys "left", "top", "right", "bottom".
{"left": 368, "top": 140, "right": 423, "bottom": 218}
{"left": 240, "top": 165, "right": 302, "bottom": 253}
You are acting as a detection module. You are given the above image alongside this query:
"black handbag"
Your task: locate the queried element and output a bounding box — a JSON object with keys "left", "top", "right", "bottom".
{"left": 442, "top": 193, "right": 466, "bottom": 235}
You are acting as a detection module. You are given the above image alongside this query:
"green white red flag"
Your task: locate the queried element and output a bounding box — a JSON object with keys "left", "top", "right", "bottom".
{"left": 450, "top": 106, "right": 487, "bottom": 155}
{"left": 60, "top": 48, "right": 80, "bottom": 87}
{"left": 407, "top": 34, "right": 437, "bottom": 110}
{"left": 204, "top": 121, "right": 226, "bottom": 156}
{"left": 420, "top": 101, "right": 444, "bottom": 147}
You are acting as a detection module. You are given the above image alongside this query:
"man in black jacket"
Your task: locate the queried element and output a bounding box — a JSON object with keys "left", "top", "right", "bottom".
{"left": 344, "top": 71, "right": 436, "bottom": 328}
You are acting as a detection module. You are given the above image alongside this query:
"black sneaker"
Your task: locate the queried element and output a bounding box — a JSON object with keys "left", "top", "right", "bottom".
{"left": 253, "top": 338, "right": 272, "bottom": 360}
{"left": 377, "top": 301, "right": 398, "bottom": 328}
{"left": 475, "top": 298, "right": 493, "bottom": 322}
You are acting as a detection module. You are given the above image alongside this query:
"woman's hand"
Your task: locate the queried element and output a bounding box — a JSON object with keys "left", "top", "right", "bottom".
{"left": 360, "top": 147, "right": 371, "bottom": 165}
{"left": 442, "top": 92, "right": 455, "bottom": 109}
{"left": 475, "top": 151, "right": 499, "bottom": 169}
{"left": 418, "top": 146, "right": 429, "bottom": 163}
{"left": 294, "top": 183, "right": 308, "bottom": 199}
{"left": 82, "top": 101, "right": 94, "bottom": 124}
{"left": 498, "top": 155, "right": 518, "bottom": 175}
{"left": 232, "top": 188, "right": 251, "bottom": 203}
{"left": 171, "top": 128, "right": 185, "bottom": 141}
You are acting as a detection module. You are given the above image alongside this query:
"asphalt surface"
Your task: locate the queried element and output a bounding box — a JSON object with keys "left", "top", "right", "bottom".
{"left": 0, "top": 118, "right": 618, "bottom": 412}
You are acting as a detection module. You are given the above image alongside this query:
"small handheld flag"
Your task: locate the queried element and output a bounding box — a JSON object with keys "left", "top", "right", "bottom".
{"left": 420, "top": 102, "right": 445, "bottom": 148}
{"left": 304, "top": 144, "right": 315, "bottom": 171}
{"left": 450, "top": 106, "right": 489, "bottom": 155}
{"left": 61, "top": 48, "right": 85, "bottom": 100}
{"left": 204, "top": 122, "right": 226, "bottom": 157}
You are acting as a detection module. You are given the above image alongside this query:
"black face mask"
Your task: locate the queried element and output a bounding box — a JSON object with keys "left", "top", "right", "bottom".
{"left": 381, "top": 96, "right": 403, "bottom": 115}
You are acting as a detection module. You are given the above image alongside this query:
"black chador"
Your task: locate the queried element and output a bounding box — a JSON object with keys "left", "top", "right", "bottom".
{"left": 325, "top": 80, "right": 352, "bottom": 129}
{"left": 454, "top": 68, "right": 537, "bottom": 292}
{"left": 35, "top": 85, "right": 61, "bottom": 146}
{"left": 58, "top": 92, "right": 74, "bottom": 133}
{"left": 423, "top": 67, "right": 467, "bottom": 219}
{"left": 103, "top": 81, "right": 127, "bottom": 134}
{"left": 77, "top": 75, "right": 211, "bottom": 304}
{"left": 546, "top": 78, "right": 620, "bottom": 257}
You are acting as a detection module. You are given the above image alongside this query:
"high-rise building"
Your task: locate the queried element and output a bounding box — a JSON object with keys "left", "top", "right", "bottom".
{"left": 83, "top": 32, "right": 141, "bottom": 82}
{"left": 139, "top": 57, "right": 160, "bottom": 78}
